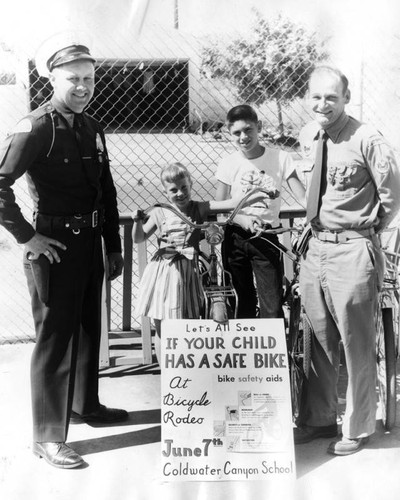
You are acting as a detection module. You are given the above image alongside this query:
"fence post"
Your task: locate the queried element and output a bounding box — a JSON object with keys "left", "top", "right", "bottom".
{"left": 137, "top": 240, "right": 153, "bottom": 364}
{"left": 99, "top": 244, "right": 111, "bottom": 368}
{"left": 99, "top": 275, "right": 110, "bottom": 368}
{"left": 122, "top": 223, "right": 133, "bottom": 330}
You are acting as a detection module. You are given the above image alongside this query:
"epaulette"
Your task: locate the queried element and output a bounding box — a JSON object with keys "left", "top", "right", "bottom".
{"left": 9, "top": 103, "right": 55, "bottom": 136}
{"left": 29, "top": 102, "right": 55, "bottom": 120}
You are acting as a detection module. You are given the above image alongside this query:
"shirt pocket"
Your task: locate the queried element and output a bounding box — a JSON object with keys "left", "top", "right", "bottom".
{"left": 327, "top": 162, "right": 359, "bottom": 198}
{"left": 296, "top": 160, "right": 314, "bottom": 189}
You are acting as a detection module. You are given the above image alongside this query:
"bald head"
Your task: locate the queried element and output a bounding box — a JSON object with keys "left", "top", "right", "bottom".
{"left": 309, "top": 65, "right": 349, "bottom": 96}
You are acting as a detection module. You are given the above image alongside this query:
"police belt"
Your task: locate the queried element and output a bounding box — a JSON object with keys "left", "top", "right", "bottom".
{"left": 35, "top": 210, "right": 104, "bottom": 233}
{"left": 312, "top": 227, "right": 375, "bottom": 243}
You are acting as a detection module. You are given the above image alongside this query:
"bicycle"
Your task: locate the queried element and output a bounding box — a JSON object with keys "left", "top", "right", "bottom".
{"left": 248, "top": 223, "right": 313, "bottom": 423}
{"left": 376, "top": 227, "right": 400, "bottom": 430}
{"left": 140, "top": 187, "right": 276, "bottom": 323}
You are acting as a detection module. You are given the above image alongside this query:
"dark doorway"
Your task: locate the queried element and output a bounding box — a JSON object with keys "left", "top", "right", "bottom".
{"left": 88, "top": 59, "right": 190, "bottom": 132}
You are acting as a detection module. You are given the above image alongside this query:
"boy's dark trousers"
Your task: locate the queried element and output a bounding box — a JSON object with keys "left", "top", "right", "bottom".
{"left": 222, "top": 224, "right": 283, "bottom": 319}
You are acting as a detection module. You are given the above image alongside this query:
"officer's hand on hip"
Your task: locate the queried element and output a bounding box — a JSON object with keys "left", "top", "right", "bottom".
{"left": 107, "top": 252, "right": 124, "bottom": 280}
{"left": 25, "top": 233, "right": 67, "bottom": 263}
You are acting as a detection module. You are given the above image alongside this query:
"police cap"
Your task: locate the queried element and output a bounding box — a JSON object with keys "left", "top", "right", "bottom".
{"left": 35, "top": 31, "right": 95, "bottom": 77}
{"left": 47, "top": 45, "right": 95, "bottom": 72}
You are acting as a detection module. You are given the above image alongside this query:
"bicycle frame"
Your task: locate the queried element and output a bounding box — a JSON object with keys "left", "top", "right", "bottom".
{"left": 376, "top": 228, "right": 400, "bottom": 430}
{"left": 199, "top": 223, "right": 238, "bottom": 320}
{"left": 252, "top": 224, "right": 312, "bottom": 422}
{"left": 379, "top": 228, "right": 400, "bottom": 352}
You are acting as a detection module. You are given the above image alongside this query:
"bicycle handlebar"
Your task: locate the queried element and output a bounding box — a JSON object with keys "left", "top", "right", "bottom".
{"left": 253, "top": 225, "right": 302, "bottom": 237}
{"left": 249, "top": 224, "right": 305, "bottom": 262}
{"left": 140, "top": 187, "right": 278, "bottom": 230}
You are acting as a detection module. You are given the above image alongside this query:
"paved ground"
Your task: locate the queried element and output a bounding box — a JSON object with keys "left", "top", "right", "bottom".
{"left": 1, "top": 342, "right": 400, "bottom": 500}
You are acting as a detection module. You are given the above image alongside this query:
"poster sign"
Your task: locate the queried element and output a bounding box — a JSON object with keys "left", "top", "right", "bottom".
{"left": 161, "top": 318, "right": 295, "bottom": 482}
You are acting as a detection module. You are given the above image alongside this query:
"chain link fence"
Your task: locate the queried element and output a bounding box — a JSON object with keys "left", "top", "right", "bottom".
{"left": 0, "top": 6, "right": 399, "bottom": 344}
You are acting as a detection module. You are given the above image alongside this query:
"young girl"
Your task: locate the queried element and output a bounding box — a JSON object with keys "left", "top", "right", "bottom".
{"left": 132, "top": 162, "right": 267, "bottom": 363}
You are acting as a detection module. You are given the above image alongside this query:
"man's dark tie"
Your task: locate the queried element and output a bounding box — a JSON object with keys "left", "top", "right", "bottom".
{"left": 306, "top": 129, "right": 328, "bottom": 223}
{"left": 73, "top": 113, "right": 84, "bottom": 157}
{"left": 73, "top": 113, "right": 83, "bottom": 134}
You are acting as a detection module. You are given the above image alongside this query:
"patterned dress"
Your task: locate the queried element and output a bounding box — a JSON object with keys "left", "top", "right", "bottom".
{"left": 135, "top": 200, "right": 210, "bottom": 320}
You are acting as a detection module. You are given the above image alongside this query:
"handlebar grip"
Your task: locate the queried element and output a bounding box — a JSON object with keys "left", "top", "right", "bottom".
{"left": 133, "top": 209, "right": 149, "bottom": 223}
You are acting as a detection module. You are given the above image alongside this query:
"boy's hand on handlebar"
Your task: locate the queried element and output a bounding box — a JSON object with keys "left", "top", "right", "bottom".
{"left": 233, "top": 214, "right": 263, "bottom": 233}
{"left": 238, "top": 191, "right": 270, "bottom": 208}
{"left": 266, "top": 188, "right": 280, "bottom": 200}
{"left": 235, "top": 187, "right": 280, "bottom": 209}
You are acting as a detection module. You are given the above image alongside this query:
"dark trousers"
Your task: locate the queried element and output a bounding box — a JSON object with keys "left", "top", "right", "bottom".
{"left": 222, "top": 225, "right": 283, "bottom": 319}
{"left": 24, "top": 227, "right": 104, "bottom": 443}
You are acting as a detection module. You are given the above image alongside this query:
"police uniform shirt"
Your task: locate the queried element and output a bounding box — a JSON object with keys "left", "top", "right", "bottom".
{"left": 298, "top": 112, "right": 400, "bottom": 232}
{"left": 0, "top": 101, "right": 121, "bottom": 253}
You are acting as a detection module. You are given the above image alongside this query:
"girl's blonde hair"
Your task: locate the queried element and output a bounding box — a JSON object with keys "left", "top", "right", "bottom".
{"left": 160, "top": 162, "right": 192, "bottom": 186}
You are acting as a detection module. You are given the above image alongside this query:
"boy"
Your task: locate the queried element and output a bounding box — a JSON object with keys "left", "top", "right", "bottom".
{"left": 215, "top": 104, "right": 304, "bottom": 318}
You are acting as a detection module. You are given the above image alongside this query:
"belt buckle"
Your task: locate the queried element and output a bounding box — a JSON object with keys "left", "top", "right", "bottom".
{"left": 72, "top": 213, "right": 82, "bottom": 234}
{"left": 320, "top": 231, "right": 340, "bottom": 243}
{"left": 336, "top": 232, "right": 348, "bottom": 243}
{"left": 319, "top": 231, "right": 331, "bottom": 242}
{"left": 92, "top": 210, "right": 98, "bottom": 228}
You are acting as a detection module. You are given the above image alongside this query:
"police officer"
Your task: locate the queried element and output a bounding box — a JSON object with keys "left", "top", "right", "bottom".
{"left": 0, "top": 34, "right": 127, "bottom": 468}
{"left": 294, "top": 65, "right": 400, "bottom": 455}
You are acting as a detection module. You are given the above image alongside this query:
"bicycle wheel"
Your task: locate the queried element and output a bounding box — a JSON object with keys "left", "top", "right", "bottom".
{"left": 376, "top": 306, "right": 397, "bottom": 430}
{"left": 287, "top": 295, "right": 312, "bottom": 423}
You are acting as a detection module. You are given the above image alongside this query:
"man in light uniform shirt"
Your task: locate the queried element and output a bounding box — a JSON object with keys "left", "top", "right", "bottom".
{"left": 294, "top": 65, "right": 400, "bottom": 455}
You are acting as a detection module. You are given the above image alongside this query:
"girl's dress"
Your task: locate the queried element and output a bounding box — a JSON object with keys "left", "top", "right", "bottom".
{"left": 135, "top": 200, "right": 210, "bottom": 320}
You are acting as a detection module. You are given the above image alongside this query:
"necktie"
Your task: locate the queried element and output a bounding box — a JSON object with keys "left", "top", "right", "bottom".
{"left": 73, "top": 113, "right": 83, "bottom": 134}
{"left": 306, "top": 130, "right": 328, "bottom": 223}
{"left": 72, "top": 113, "right": 85, "bottom": 161}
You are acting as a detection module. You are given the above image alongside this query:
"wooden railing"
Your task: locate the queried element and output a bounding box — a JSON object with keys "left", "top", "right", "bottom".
{"left": 100, "top": 213, "right": 152, "bottom": 368}
{"left": 99, "top": 208, "right": 306, "bottom": 368}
